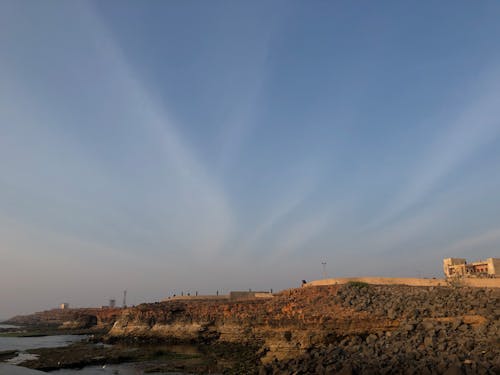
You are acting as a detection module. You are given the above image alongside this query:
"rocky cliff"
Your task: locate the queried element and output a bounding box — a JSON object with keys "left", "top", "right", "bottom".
{"left": 6, "top": 284, "right": 499, "bottom": 374}
{"left": 5, "top": 307, "right": 122, "bottom": 330}
{"left": 262, "top": 284, "right": 499, "bottom": 374}
{"left": 108, "top": 284, "right": 499, "bottom": 374}
{"left": 109, "top": 286, "right": 393, "bottom": 362}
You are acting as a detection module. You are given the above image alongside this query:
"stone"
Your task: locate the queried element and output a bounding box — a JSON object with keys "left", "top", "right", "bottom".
{"left": 423, "top": 336, "right": 434, "bottom": 347}
{"left": 458, "top": 324, "right": 469, "bottom": 332}
{"left": 336, "top": 364, "right": 353, "bottom": 375}
{"left": 387, "top": 308, "right": 397, "bottom": 320}
{"left": 402, "top": 324, "right": 415, "bottom": 332}
{"left": 324, "top": 364, "right": 336, "bottom": 374}
{"left": 365, "top": 334, "right": 377, "bottom": 345}
{"left": 422, "top": 321, "right": 434, "bottom": 331}
{"left": 444, "top": 364, "right": 464, "bottom": 375}
{"left": 437, "top": 361, "right": 448, "bottom": 374}
{"left": 315, "top": 364, "right": 325, "bottom": 374}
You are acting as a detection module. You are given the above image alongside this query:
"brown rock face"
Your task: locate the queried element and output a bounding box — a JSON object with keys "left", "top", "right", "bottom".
{"left": 8, "top": 284, "right": 499, "bottom": 374}
{"left": 6, "top": 307, "right": 123, "bottom": 330}
{"left": 108, "top": 286, "right": 395, "bottom": 362}
{"left": 108, "top": 284, "right": 500, "bottom": 374}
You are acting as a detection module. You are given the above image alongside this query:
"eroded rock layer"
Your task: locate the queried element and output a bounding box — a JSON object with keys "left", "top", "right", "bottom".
{"left": 108, "top": 284, "right": 499, "bottom": 374}
{"left": 6, "top": 284, "right": 499, "bottom": 374}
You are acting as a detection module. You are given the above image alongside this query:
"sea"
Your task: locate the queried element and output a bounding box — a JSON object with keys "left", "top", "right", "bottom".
{"left": 0, "top": 325, "right": 189, "bottom": 374}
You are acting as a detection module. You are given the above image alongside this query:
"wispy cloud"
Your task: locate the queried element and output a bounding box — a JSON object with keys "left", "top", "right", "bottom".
{"left": 267, "top": 210, "right": 331, "bottom": 262}
{"left": 233, "top": 159, "right": 325, "bottom": 257}
{"left": 439, "top": 226, "right": 500, "bottom": 258}
{"left": 214, "top": 4, "right": 290, "bottom": 173}
{"left": 83, "top": 4, "right": 234, "bottom": 257}
{"left": 0, "top": 3, "right": 235, "bottom": 259}
{"left": 215, "top": 52, "right": 270, "bottom": 173}
{"left": 370, "top": 68, "right": 500, "bottom": 229}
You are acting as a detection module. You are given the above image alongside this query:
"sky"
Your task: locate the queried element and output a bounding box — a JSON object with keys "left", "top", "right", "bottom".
{"left": 1, "top": 1, "right": 500, "bottom": 318}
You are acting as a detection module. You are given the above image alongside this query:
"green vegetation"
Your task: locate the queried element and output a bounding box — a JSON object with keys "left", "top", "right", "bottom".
{"left": 347, "top": 281, "right": 370, "bottom": 289}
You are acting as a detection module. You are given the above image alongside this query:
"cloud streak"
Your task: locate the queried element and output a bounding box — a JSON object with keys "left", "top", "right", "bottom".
{"left": 370, "top": 68, "right": 500, "bottom": 228}
{"left": 439, "top": 227, "right": 500, "bottom": 258}
{"left": 81, "top": 4, "right": 234, "bottom": 257}
{"left": 1, "top": 2, "right": 235, "bottom": 259}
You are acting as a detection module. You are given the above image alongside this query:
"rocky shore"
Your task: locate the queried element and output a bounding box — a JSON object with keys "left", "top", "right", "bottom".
{"left": 3, "top": 283, "right": 499, "bottom": 374}
{"left": 262, "top": 284, "right": 499, "bottom": 374}
{"left": 5, "top": 307, "right": 121, "bottom": 331}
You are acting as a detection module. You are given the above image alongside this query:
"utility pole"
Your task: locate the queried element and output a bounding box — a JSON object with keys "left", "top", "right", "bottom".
{"left": 322, "top": 261, "right": 327, "bottom": 279}
{"left": 122, "top": 290, "right": 127, "bottom": 308}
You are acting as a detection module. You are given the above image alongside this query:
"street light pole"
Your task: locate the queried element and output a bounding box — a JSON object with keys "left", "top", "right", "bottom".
{"left": 322, "top": 261, "right": 327, "bottom": 279}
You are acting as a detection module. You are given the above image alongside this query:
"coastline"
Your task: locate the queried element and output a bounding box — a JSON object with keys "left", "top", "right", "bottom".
{"left": 2, "top": 283, "right": 499, "bottom": 374}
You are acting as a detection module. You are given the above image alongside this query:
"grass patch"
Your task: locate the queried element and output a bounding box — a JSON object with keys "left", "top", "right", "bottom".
{"left": 347, "top": 281, "right": 370, "bottom": 289}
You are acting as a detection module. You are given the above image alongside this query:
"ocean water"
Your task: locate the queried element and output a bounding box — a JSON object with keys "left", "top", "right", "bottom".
{"left": 0, "top": 334, "right": 88, "bottom": 372}
{"left": 50, "top": 365, "right": 187, "bottom": 374}
{"left": 0, "top": 334, "right": 86, "bottom": 352}
{"left": 0, "top": 333, "right": 197, "bottom": 375}
{"left": 0, "top": 336, "right": 196, "bottom": 375}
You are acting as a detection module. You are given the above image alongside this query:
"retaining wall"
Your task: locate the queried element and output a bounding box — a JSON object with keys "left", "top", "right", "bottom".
{"left": 306, "top": 277, "right": 500, "bottom": 288}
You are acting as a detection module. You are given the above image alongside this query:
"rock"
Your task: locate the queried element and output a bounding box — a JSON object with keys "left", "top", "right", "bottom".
{"left": 315, "top": 364, "right": 325, "bottom": 374}
{"left": 324, "top": 364, "right": 336, "bottom": 374}
{"left": 444, "top": 364, "right": 464, "bottom": 375}
{"left": 422, "top": 321, "right": 434, "bottom": 331}
{"left": 71, "top": 283, "right": 499, "bottom": 374}
{"left": 365, "top": 334, "right": 377, "bottom": 345}
{"left": 336, "top": 364, "right": 353, "bottom": 375}
{"left": 402, "top": 324, "right": 415, "bottom": 332}
{"left": 458, "top": 324, "right": 469, "bottom": 332}
{"left": 386, "top": 308, "right": 397, "bottom": 320}
{"left": 423, "top": 336, "right": 434, "bottom": 347}
{"left": 437, "top": 361, "right": 448, "bottom": 374}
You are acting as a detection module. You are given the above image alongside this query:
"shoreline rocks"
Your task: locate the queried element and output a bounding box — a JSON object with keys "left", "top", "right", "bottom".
{"left": 262, "top": 284, "right": 499, "bottom": 374}
{"left": 6, "top": 284, "right": 500, "bottom": 374}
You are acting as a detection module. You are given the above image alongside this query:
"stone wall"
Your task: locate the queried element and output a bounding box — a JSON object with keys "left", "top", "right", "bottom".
{"left": 306, "top": 277, "right": 448, "bottom": 287}
{"left": 229, "top": 291, "right": 273, "bottom": 300}
{"left": 306, "top": 277, "right": 500, "bottom": 288}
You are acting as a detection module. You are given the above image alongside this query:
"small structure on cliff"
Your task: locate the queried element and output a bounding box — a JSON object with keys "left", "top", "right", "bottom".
{"left": 229, "top": 291, "right": 274, "bottom": 301}
{"left": 60, "top": 303, "right": 69, "bottom": 310}
{"left": 443, "top": 257, "right": 500, "bottom": 278}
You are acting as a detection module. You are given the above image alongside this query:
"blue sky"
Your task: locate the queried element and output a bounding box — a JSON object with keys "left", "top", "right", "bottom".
{"left": 1, "top": 1, "right": 500, "bottom": 317}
